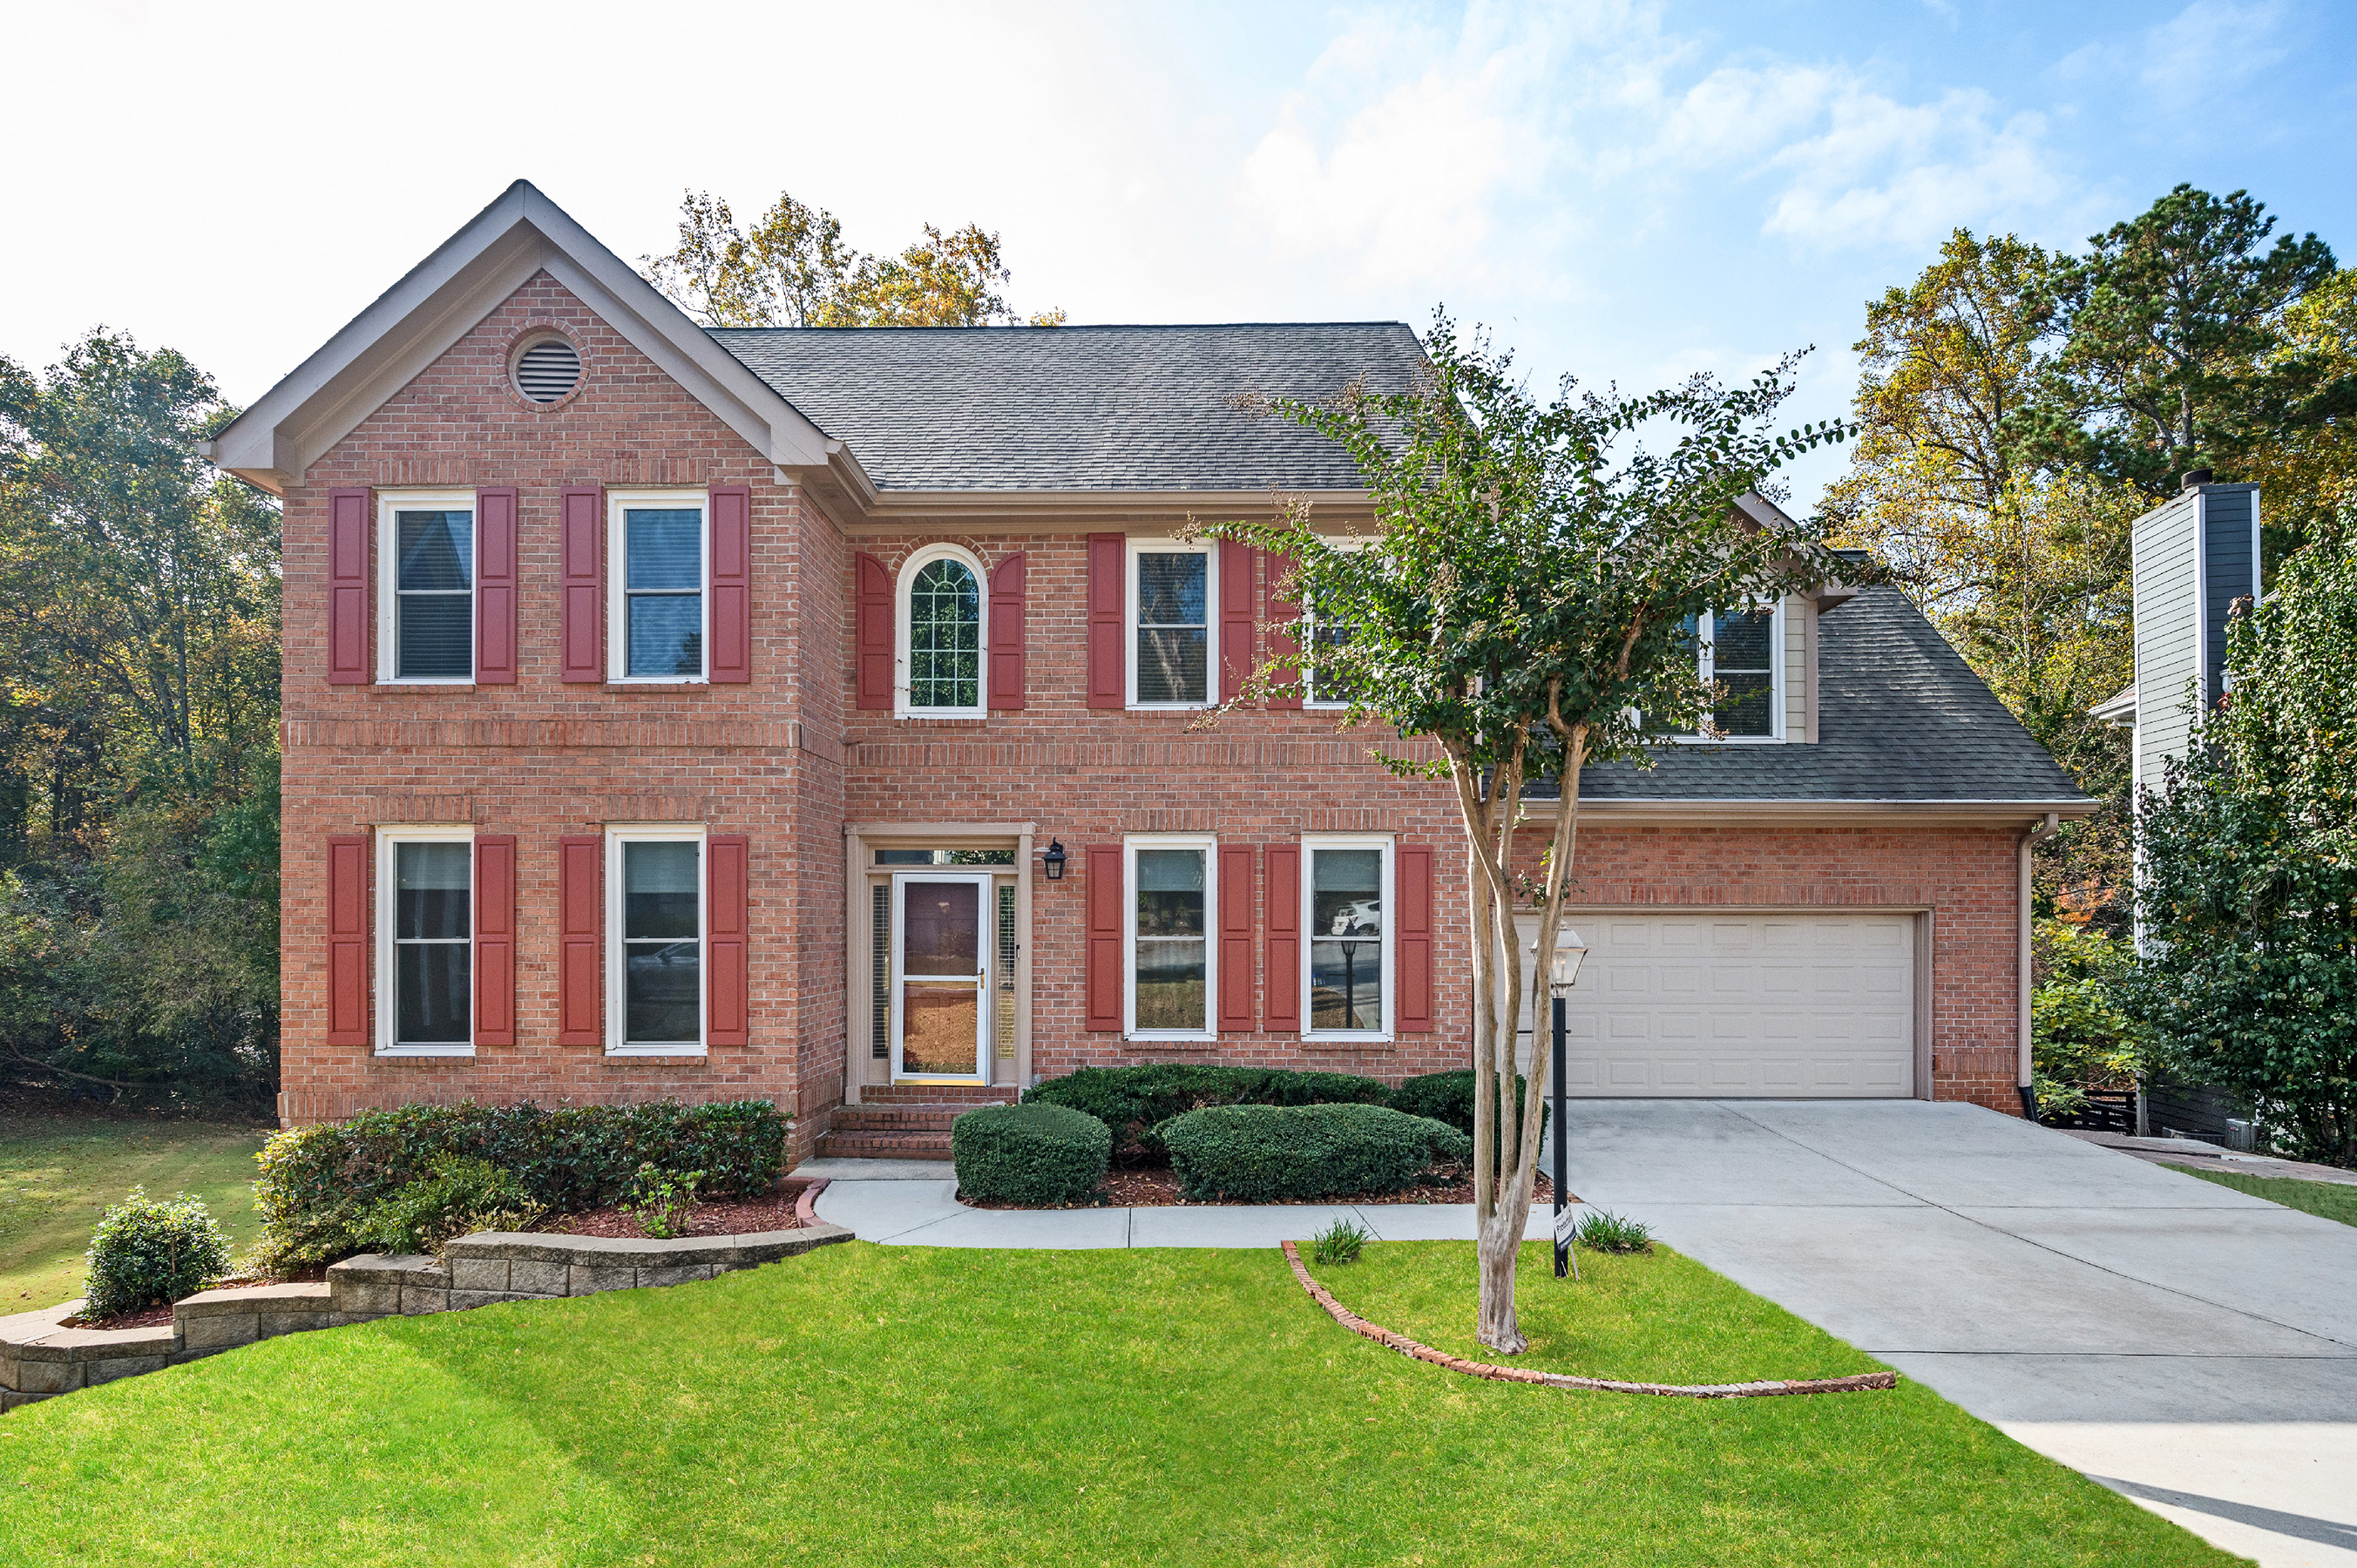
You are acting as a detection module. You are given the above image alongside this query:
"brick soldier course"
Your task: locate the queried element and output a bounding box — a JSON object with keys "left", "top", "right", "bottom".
{"left": 207, "top": 181, "right": 2092, "bottom": 1166}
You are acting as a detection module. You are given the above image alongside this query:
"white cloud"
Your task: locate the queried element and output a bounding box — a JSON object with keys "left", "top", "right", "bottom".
{"left": 1761, "top": 90, "right": 2061, "bottom": 251}
{"left": 2140, "top": 0, "right": 2288, "bottom": 93}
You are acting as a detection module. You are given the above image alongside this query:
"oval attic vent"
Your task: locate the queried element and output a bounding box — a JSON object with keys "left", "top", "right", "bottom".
{"left": 514, "top": 339, "right": 582, "bottom": 403}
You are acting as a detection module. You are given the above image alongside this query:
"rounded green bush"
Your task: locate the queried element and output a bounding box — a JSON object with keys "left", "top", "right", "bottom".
{"left": 1390, "top": 1069, "right": 1547, "bottom": 1168}
{"left": 1158, "top": 1103, "right": 1474, "bottom": 1202}
{"left": 84, "top": 1187, "right": 233, "bottom": 1319}
{"left": 1023, "top": 1064, "right": 1391, "bottom": 1165}
{"left": 951, "top": 1103, "right": 1112, "bottom": 1206}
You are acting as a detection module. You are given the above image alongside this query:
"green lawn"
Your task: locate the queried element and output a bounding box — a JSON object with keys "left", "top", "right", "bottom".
{"left": 0, "top": 1240, "right": 2238, "bottom": 1566}
{"left": 2177, "top": 1164, "right": 2357, "bottom": 1228}
{"left": 0, "top": 1116, "right": 270, "bottom": 1312}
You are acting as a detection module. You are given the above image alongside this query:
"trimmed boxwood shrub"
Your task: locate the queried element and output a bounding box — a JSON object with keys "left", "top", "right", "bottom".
{"left": 84, "top": 1188, "right": 233, "bottom": 1319}
{"left": 952, "top": 1103, "right": 1111, "bottom": 1206}
{"left": 255, "top": 1099, "right": 787, "bottom": 1271}
{"left": 1159, "top": 1103, "right": 1473, "bottom": 1202}
{"left": 1391, "top": 1070, "right": 1547, "bottom": 1167}
{"left": 357, "top": 1155, "right": 547, "bottom": 1258}
{"left": 1024, "top": 1065, "right": 1392, "bottom": 1165}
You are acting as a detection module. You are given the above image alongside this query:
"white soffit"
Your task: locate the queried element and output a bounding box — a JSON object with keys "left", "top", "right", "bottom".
{"left": 205, "top": 179, "right": 837, "bottom": 495}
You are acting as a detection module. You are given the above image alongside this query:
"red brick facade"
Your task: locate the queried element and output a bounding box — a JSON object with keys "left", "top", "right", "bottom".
{"left": 278, "top": 272, "right": 2033, "bottom": 1159}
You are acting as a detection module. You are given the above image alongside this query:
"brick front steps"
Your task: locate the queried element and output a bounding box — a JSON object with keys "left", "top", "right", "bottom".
{"left": 0, "top": 1221, "right": 851, "bottom": 1414}
{"left": 816, "top": 1092, "right": 1015, "bottom": 1161}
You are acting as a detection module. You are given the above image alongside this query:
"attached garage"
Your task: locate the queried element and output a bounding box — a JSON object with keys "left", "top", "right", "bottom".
{"left": 1510, "top": 911, "right": 1921, "bottom": 1098}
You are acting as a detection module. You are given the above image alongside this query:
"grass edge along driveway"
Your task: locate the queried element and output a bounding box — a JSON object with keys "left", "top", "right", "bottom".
{"left": 0, "top": 1239, "right": 2240, "bottom": 1566}
{"left": 2178, "top": 1164, "right": 2357, "bottom": 1229}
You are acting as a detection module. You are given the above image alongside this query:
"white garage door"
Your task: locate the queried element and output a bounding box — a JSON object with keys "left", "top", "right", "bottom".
{"left": 1507, "top": 912, "right": 1916, "bottom": 1098}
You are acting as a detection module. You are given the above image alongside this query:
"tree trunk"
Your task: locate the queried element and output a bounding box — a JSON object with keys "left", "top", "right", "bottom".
{"left": 1475, "top": 1208, "right": 1527, "bottom": 1354}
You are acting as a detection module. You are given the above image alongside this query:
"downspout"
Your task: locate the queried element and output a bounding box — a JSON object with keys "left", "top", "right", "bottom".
{"left": 2017, "top": 812, "right": 2060, "bottom": 1118}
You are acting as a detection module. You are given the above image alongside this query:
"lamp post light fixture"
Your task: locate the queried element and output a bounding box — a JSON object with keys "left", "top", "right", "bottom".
{"left": 1040, "top": 840, "right": 1067, "bottom": 882}
{"left": 1536, "top": 925, "right": 1588, "bottom": 1278}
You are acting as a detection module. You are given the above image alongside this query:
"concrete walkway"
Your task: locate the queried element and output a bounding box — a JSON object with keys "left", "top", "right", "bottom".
{"left": 809, "top": 1100, "right": 2357, "bottom": 1567}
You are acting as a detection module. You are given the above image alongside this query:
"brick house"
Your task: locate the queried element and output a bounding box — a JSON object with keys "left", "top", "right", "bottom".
{"left": 207, "top": 182, "right": 2092, "bottom": 1163}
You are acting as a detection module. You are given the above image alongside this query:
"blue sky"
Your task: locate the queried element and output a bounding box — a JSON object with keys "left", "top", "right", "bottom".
{"left": 4, "top": 0, "right": 2350, "bottom": 508}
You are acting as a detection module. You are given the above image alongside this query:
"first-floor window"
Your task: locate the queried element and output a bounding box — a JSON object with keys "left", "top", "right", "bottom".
{"left": 610, "top": 828, "right": 704, "bottom": 1053}
{"left": 379, "top": 828, "right": 472, "bottom": 1054}
{"left": 1306, "top": 839, "right": 1389, "bottom": 1036}
{"left": 1128, "top": 838, "right": 1213, "bottom": 1035}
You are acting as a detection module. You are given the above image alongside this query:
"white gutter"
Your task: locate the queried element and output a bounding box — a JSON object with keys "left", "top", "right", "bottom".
{"left": 2018, "top": 812, "right": 2061, "bottom": 1101}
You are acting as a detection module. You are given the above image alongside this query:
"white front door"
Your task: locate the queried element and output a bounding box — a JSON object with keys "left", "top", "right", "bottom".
{"left": 892, "top": 873, "right": 992, "bottom": 1082}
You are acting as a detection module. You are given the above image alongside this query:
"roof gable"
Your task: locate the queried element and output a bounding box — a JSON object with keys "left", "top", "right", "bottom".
{"left": 205, "top": 181, "right": 838, "bottom": 497}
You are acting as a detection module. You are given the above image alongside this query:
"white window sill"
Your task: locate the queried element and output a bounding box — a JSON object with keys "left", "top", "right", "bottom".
{"left": 1303, "top": 1032, "right": 1393, "bottom": 1044}
{"left": 376, "top": 1045, "right": 477, "bottom": 1058}
{"left": 894, "top": 708, "right": 989, "bottom": 722}
{"left": 606, "top": 1044, "right": 708, "bottom": 1058}
{"left": 606, "top": 679, "right": 708, "bottom": 688}
{"left": 1127, "top": 1031, "right": 1216, "bottom": 1043}
{"left": 1125, "top": 704, "right": 1214, "bottom": 713}
{"left": 376, "top": 679, "right": 477, "bottom": 690}
{"left": 1666, "top": 733, "right": 1786, "bottom": 745}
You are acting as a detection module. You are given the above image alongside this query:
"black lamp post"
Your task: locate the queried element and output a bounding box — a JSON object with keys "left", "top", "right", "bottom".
{"left": 1040, "top": 841, "right": 1067, "bottom": 881}
{"left": 1539, "top": 927, "right": 1588, "bottom": 1279}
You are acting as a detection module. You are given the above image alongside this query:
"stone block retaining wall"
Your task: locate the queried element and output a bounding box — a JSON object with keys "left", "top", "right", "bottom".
{"left": 0, "top": 1222, "right": 850, "bottom": 1412}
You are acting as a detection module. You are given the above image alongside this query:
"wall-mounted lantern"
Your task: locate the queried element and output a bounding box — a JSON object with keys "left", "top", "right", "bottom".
{"left": 1040, "top": 840, "right": 1067, "bottom": 882}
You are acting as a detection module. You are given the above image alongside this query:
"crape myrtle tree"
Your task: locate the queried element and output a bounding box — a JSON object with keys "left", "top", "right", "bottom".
{"left": 1209, "top": 316, "right": 1849, "bottom": 1351}
{"left": 2126, "top": 539, "right": 2357, "bottom": 1166}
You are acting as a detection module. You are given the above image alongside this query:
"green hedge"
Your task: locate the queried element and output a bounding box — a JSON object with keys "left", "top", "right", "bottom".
{"left": 255, "top": 1099, "right": 788, "bottom": 1271}
{"left": 1391, "top": 1070, "right": 1547, "bottom": 1167}
{"left": 951, "top": 1103, "right": 1111, "bottom": 1206}
{"left": 1158, "top": 1104, "right": 1473, "bottom": 1202}
{"left": 1023, "top": 1065, "right": 1392, "bottom": 1165}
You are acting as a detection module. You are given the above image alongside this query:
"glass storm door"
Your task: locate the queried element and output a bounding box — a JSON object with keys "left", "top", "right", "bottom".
{"left": 892, "top": 874, "right": 991, "bottom": 1081}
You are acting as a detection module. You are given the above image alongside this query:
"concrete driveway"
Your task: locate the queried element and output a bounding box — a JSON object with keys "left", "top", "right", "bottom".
{"left": 1563, "top": 1100, "right": 2357, "bottom": 1568}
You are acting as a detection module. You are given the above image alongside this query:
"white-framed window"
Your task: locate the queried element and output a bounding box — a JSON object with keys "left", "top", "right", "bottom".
{"left": 1300, "top": 540, "right": 1372, "bottom": 709}
{"left": 608, "top": 490, "right": 708, "bottom": 682}
{"left": 377, "top": 492, "right": 475, "bottom": 683}
{"left": 896, "top": 543, "right": 988, "bottom": 717}
{"left": 1125, "top": 835, "right": 1216, "bottom": 1038}
{"left": 1128, "top": 540, "right": 1216, "bottom": 709}
{"left": 376, "top": 825, "right": 475, "bottom": 1056}
{"left": 606, "top": 824, "right": 707, "bottom": 1056}
{"left": 1692, "top": 604, "right": 1782, "bottom": 740}
{"left": 1303, "top": 835, "right": 1392, "bottom": 1039}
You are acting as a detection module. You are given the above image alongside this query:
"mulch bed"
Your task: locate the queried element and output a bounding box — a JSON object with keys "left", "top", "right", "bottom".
{"left": 967, "top": 1167, "right": 1561, "bottom": 1210}
{"left": 62, "top": 1301, "right": 179, "bottom": 1331}
{"left": 545, "top": 1179, "right": 813, "bottom": 1239}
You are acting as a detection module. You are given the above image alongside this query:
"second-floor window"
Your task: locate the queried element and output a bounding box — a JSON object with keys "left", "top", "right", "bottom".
{"left": 1699, "top": 606, "right": 1778, "bottom": 738}
{"left": 610, "top": 493, "right": 708, "bottom": 681}
{"left": 380, "top": 494, "right": 474, "bottom": 681}
{"left": 899, "top": 546, "right": 985, "bottom": 715}
{"left": 1130, "top": 542, "right": 1213, "bottom": 707}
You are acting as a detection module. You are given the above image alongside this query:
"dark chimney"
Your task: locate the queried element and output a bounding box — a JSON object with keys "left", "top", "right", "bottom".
{"left": 2181, "top": 468, "right": 2214, "bottom": 490}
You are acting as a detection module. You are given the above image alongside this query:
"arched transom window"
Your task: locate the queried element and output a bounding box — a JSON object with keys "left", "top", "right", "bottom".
{"left": 905, "top": 555, "right": 983, "bottom": 711}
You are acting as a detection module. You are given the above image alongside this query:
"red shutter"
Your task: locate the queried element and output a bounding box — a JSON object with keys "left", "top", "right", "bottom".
{"left": 1265, "top": 551, "right": 1303, "bottom": 710}
{"left": 1086, "top": 532, "right": 1125, "bottom": 709}
{"left": 1264, "top": 843, "right": 1301, "bottom": 1031}
{"left": 1396, "top": 843, "right": 1435, "bottom": 1033}
{"left": 1217, "top": 843, "right": 1256, "bottom": 1032}
{"left": 707, "top": 835, "right": 749, "bottom": 1045}
{"left": 327, "top": 488, "right": 370, "bottom": 685}
{"left": 855, "top": 552, "right": 893, "bottom": 710}
{"left": 474, "top": 835, "right": 517, "bottom": 1045}
{"left": 559, "top": 486, "right": 604, "bottom": 682}
{"left": 1219, "top": 538, "right": 1255, "bottom": 704}
{"left": 708, "top": 483, "right": 751, "bottom": 683}
{"left": 557, "top": 835, "right": 602, "bottom": 1045}
{"left": 1084, "top": 845, "right": 1124, "bottom": 1031}
{"left": 474, "top": 487, "right": 518, "bottom": 684}
{"left": 988, "top": 551, "right": 1026, "bottom": 710}
{"left": 326, "top": 835, "right": 369, "bottom": 1044}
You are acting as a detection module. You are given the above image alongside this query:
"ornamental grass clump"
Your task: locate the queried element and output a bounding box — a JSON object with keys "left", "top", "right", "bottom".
{"left": 1575, "top": 1211, "right": 1654, "bottom": 1254}
{"left": 1311, "top": 1218, "right": 1372, "bottom": 1267}
{"left": 83, "top": 1188, "right": 234, "bottom": 1319}
{"left": 1159, "top": 1104, "right": 1472, "bottom": 1203}
{"left": 951, "top": 1103, "right": 1111, "bottom": 1206}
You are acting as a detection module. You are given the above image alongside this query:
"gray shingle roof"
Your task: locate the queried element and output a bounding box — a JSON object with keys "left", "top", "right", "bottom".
{"left": 1552, "top": 587, "right": 2090, "bottom": 803}
{"left": 707, "top": 322, "right": 1426, "bottom": 491}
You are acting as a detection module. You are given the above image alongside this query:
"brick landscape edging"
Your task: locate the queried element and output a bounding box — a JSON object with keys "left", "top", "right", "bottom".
{"left": 0, "top": 1221, "right": 853, "bottom": 1413}
{"left": 1280, "top": 1240, "right": 1899, "bottom": 1399}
